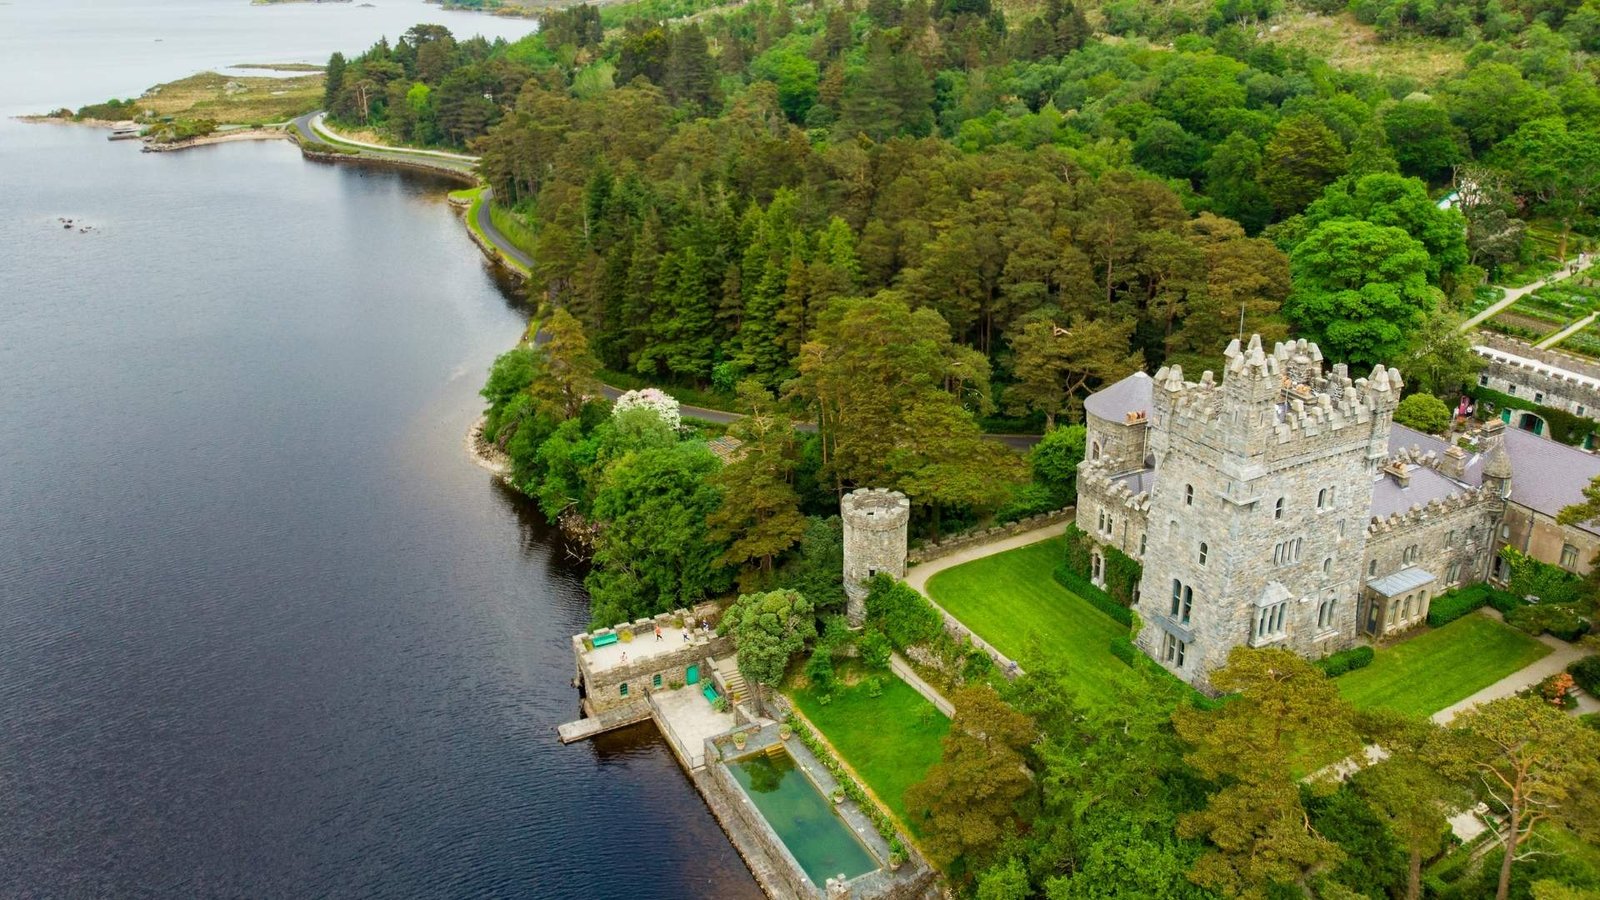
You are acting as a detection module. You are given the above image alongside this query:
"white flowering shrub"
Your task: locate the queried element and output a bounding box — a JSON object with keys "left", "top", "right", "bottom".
{"left": 611, "top": 388, "right": 681, "bottom": 430}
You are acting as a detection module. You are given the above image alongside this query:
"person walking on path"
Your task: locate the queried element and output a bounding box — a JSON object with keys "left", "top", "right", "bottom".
{"left": 654, "top": 625, "right": 663, "bottom": 642}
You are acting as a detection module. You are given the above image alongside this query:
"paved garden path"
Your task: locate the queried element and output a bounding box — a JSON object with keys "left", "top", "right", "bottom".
{"left": 1460, "top": 256, "right": 1596, "bottom": 331}
{"left": 1429, "top": 609, "right": 1587, "bottom": 724}
{"left": 1535, "top": 310, "right": 1599, "bottom": 349}
{"left": 903, "top": 521, "right": 1069, "bottom": 595}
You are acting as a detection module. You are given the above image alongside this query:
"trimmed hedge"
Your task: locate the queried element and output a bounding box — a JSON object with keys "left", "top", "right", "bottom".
{"left": 1426, "top": 584, "right": 1525, "bottom": 627}
{"left": 1053, "top": 564, "right": 1135, "bottom": 627}
{"left": 1315, "top": 645, "right": 1376, "bottom": 677}
{"left": 1470, "top": 385, "right": 1598, "bottom": 446}
{"left": 1568, "top": 654, "right": 1600, "bottom": 695}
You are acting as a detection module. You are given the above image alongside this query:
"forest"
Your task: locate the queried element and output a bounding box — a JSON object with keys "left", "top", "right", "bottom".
{"left": 323, "top": 4, "right": 1600, "bottom": 896}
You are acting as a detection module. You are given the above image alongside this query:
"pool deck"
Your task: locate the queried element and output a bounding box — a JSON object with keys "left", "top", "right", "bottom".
{"left": 650, "top": 685, "right": 736, "bottom": 770}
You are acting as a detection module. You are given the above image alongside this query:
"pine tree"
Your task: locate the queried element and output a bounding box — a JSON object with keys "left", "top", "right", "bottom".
{"left": 324, "top": 52, "right": 346, "bottom": 110}
{"left": 664, "top": 23, "right": 716, "bottom": 112}
{"left": 708, "top": 381, "right": 808, "bottom": 577}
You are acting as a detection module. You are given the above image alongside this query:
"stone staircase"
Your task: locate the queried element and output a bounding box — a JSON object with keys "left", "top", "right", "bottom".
{"left": 717, "top": 655, "right": 750, "bottom": 705}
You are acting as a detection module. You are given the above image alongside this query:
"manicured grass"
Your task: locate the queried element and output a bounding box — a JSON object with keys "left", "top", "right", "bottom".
{"left": 1336, "top": 613, "right": 1551, "bottom": 716}
{"left": 788, "top": 674, "right": 949, "bottom": 826}
{"left": 924, "top": 537, "right": 1138, "bottom": 708}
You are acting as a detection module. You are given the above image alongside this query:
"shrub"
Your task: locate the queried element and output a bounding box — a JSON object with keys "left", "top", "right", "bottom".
{"left": 962, "top": 648, "right": 995, "bottom": 681}
{"left": 1568, "top": 654, "right": 1600, "bottom": 695}
{"left": 864, "top": 574, "right": 942, "bottom": 649}
{"left": 1315, "top": 645, "right": 1376, "bottom": 677}
{"left": 805, "top": 652, "right": 836, "bottom": 693}
{"left": 1503, "top": 547, "right": 1587, "bottom": 606}
{"left": 993, "top": 482, "right": 1060, "bottom": 525}
{"left": 1508, "top": 603, "right": 1592, "bottom": 641}
{"left": 1053, "top": 564, "right": 1136, "bottom": 626}
{"left": 1394, "top": 393, "right": 1452, "bottom": 434}
{"left": 1488, "top": 590, "right": 1527, "bottom": 616}
{"left": 859, "top": 629, "right": 892, "bottom": 670}
{"left": 1028, "top": 424, "right": 1086, "bottom": 504}
{"left": 864, "top": 676, "right": 884, "bottom": 698}
{"left": 1427, "top": 585, "right": 1492, "bottom": 627}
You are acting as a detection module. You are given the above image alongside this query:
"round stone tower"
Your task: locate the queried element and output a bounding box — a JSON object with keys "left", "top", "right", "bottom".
{"left": 840, "top": 488, "right": 911, "bottom": 627}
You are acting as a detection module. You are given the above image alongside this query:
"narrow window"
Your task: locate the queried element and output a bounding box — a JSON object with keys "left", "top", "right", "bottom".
{"left": 1175, "top": 639, "right": 1187, "bottom": 667}
{"left": 1091, "top": 441, "right": 1101, "bottom": 460}
{"left": 1561, "top": 543, "right": 1579, "bottom": 568}
{"left": 1323, "top": 557, "right": 1332, "bottom": 576}
{"left": 1317, "top": 488, "right": 1327, "bottom": 509}
{"left": 1447, "top": 562, "right": 1461, "bottom": 583}
{"left": 1535, "top": 392, "right": 1545, "bottom": 404}
{"left": 1446, "top": 530, "right": 1456, "bottom": 548}
{"left": 1181, "top": 587, "right": 1193, "bottom": 623}
{"left": 1139, "top": 533, "right": 1147, "bottom": 555}
{"left": 1479, "top": 374, "right": 1489, "bottom": 386}
{"left": 1185, "top": 484, "right": 1194, "bottom": 506}
{"left": 1171, "top": 579, "right": 1182, "bottom": 617}
{"left": 1368, "top": 559, "right": 1377, "bottom": 577}
{"left": 619, "top": 683, "right": 629, "bottom": 697}
{"left": 1274, "top": 497, "right": 1285, "bottom": 519}
{"left": 1198, "top": 542, "right": 1208, "bottom": 566}
{"left": 652, "top": 673, "right": 663, "bottom": 689}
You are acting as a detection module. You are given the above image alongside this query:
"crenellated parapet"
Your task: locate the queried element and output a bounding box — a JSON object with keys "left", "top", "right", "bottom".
{"left": 1151, "top": 336, "right": 1401, "bottom": 466}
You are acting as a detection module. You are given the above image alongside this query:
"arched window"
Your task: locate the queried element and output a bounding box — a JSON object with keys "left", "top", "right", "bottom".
{"left": 1198, "top": 542, "right": 1208, "bottom": 566}
{"left": 1274, "top": 497, "right": 1285, "bottom": 519}
{"left": 1368, "top": 559, "right": 1377, "bottom": 577}
{"left": 1317, "top": 488, "right": 1327, "bottom": 508}
{"left": 1323, "top": 557, "right": 1333, "bottom": 576}
{"left": 1091, "top": 441, "right": 1101, "bottom": 461}
{"left": 1185, "top": 484, "right": 1194, "bottom": 506}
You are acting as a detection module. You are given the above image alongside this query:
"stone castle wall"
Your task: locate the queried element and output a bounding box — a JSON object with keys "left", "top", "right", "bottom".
{"left": 1086, "top": 410, "right": 1148, "bottom": 472}
{"left": 1476, "top": 332, "right": 1600, "bottom": 418}
{"left": 841, "top": 489, "right": 910, "bottom": 625}
{"left": 1134, "top": 338, "right": 1397, "bottom": 690}
{"left": 906, "top": 507, "right": 1073, "bottom": 565}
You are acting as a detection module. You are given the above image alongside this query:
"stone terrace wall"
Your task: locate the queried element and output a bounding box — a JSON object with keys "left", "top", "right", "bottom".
{"left": 906, "top": 507, "right": 1072, "bottom": 565}
{"left": 1476, "top": 333, "right": 1600, "bottom": 418}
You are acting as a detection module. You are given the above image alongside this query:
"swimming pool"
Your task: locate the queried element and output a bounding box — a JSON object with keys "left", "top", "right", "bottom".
{"left": 728, "top": 750, "right": 879, "bottom": 887}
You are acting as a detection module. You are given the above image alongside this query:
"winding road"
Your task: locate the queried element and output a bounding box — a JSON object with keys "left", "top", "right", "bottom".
{"left": 288, "top": 112, "right": 1037, "bottom": 444}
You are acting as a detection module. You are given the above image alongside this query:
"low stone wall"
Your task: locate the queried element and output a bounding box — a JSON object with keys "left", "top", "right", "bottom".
{"left": 906, "top": 507, "right": 1072, "bottom": 565}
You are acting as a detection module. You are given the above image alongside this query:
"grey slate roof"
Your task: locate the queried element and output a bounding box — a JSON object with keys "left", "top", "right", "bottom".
{"left": 1084, "top": 371, "right": 1152, "bottom": 422}
{"left": 1112, "top": 468, "right": 1157, "bottom": 495}
{"left": 1367, "top": 567, "right": 1438, "bottom": 597}
{"left": 1370, "top": 464, "right": 1469, "bottom": 519}
{"left": 1387, "top": 423, "right": 1600, "bottom": 533}
{"left": 1501, "top": 427, "right": 1600, "bottom": 527}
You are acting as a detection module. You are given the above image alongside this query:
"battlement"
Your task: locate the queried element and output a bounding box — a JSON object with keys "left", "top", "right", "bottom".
{"left": 840, "top": 488, "right": 910, "bottom": 531}
{"left": 1151, "top": 336, "right": 1401, "bottom": 463}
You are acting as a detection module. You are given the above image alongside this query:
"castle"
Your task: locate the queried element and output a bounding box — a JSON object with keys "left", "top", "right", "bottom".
{"left": 1076, "top": 335, "right": 1600, "bottom": 691}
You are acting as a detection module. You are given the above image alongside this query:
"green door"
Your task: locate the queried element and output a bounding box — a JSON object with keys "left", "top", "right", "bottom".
{"left": 686, "top": 664, "right": 699, "bottom": 685}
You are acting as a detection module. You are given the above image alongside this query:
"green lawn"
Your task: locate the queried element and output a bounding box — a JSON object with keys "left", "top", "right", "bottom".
{"left": 1336, "top": 614, "right": 1551, "bottom": 716}
{"left": 924, "top": 537, "right": 1138, "bottom": 708}
{"left": 788, "top": 674, "right": 949, "bottom": 826}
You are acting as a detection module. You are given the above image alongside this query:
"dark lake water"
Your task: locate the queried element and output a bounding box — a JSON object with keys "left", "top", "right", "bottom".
{"left": 0, "top": 21, "right": 760, "bottom": 897}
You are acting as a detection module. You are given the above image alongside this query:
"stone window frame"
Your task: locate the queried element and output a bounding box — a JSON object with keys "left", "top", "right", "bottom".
{"left": 1316, "top": 596, "right": 1337, "bottom": 629}
{"left": 1091, "top": 440, "right": 1101, "bottom": 461}
{"left": 1254, "top": 602, "right": 1288, "bottom": 641}
{"left": 1274, "top": 497, "right": 1286, "bottom": 520}
{"left": 1445, "top": 530, "right": 1456, "bottom": 548}
{"left": 1185, "top": 484, "right": 1195, "bottom": 506}
{"left": 1402, "top": 544, "right": 1420, "bottom": 565}
{"left": 653, "top": 673, "right": 663, "bottom": 689}
{"left": 1198, "top": 542, "right": 1208, "bottom": 566}
{"left": 620, "top": 682, "right": 630, "bottom": 697}
{"left": 1273, "top": 538, "right": 1303, "bottom": 566}
{"left": 1317, "top": 487, "right": 1335, "bottom": 510}
{"left": 1561, "top": 543, "right": 1580, "bottom": 568}
{"left": 1478, "top": 374, "right": 1490, "bottom": 387}
{"left": 1169, "top": 579, "right": 1193, "bottom": 622}
{"left": 1323, "top": 557, "right": 1333, "bottom": 577}
{"left": 1368, "top": 559, "right": 1378, "bottom": 577}
{"left": 1160, "top": 630, "right": 1188, "bottom": 669}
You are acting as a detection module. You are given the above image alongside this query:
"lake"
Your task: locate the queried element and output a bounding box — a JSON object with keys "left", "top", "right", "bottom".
{"left": 0, "top": 4, "right": 760, "bottom": 897}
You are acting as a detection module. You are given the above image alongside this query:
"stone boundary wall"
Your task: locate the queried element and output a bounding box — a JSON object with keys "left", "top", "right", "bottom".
{"left": 1479, "top": 332, "right": 1600, "bottom": 383}
{"left": 906, "top": 507, "right": 1073, "bottom": 565}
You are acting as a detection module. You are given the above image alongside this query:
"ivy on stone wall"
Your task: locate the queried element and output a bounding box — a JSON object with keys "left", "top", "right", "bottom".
{"left": 1470, "top": 386, "right": 1598, "bottom": 447}
{"left": 1062, "top": 523, "right": 1143, "bottom": 606}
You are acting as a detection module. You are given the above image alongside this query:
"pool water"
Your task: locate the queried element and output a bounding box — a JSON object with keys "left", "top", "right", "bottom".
{"left": 729, "top": 751, "right": 880, "bottom": 887}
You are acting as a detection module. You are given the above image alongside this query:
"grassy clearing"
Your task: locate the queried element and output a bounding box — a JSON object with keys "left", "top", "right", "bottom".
{"left": 788, "top": 672, "right": 949, "bottom": 827}
{"left": 925, "top": 537, "right": 1138, "bottom": 709}
{"left": 1260, "top": 12, "right": 1465, "bottom": 82}
{"left": 1336, "top": 614, "right": 1550, "bottom": 716}
{"left": 80, "top": 71, "right": 322, "bottom": 126}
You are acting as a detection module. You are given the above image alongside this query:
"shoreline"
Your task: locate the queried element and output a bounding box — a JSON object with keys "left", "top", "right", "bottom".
{"left": 142, "top": 127, "right": 289, "bottom": 152}
{"left": 465, "top": 415, "right": 516, "bottom": 487}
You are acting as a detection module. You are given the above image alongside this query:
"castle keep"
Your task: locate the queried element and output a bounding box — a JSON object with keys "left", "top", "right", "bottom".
{"left": 1075, "top": 335, "right": 1558, "bottom": 691}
